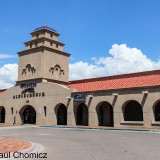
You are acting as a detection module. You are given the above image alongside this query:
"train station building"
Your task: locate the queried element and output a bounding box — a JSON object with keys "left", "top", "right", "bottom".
{"left": 0, "top": 25, "right": 160, "bottom": 129}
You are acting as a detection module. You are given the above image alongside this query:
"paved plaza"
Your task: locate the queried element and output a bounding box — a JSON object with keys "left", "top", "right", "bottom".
{"left": 0, "top": 126, "right": 160, "bottom": 160}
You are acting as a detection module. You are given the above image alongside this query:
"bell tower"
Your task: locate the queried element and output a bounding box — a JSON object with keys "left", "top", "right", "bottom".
{"left": 16, "top": 24, "right": 70, "bottom": 85}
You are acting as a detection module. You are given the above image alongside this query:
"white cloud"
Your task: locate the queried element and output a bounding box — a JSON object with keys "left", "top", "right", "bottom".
{"left": 1, "top": 44, "right": 160, "bottom": 89}
{"left": 69, "top": 44, "right": 160, "bottom": 80}
{"left": 0, "top": 54, "right": 15, "bottom": 59}
{"left": 69, "top": 61, "right": 105, "bottom": 80}
{"left": 0, "top": 63, "right": 18, "bottom": 89}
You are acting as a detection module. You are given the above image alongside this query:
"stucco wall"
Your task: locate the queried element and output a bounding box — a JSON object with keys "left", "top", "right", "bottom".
{"left": 0, "top": 83, "right": 160, "bottom": 129}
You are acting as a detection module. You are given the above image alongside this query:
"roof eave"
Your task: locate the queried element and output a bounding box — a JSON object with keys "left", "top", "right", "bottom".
{"left": 30, "top": 29, "right": 60, "bottom": 36}
{"left": 70, "top": 84, "right": 160, "bottom": 94}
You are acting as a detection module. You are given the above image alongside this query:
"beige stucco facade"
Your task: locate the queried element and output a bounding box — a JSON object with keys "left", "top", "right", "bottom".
{"left": 0, "top": 25, "right": 160, "bottom": 129}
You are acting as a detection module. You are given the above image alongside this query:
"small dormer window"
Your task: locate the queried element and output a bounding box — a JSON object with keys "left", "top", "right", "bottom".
{"left": 35, "top": 42, "right": 37, "bottom": 47}
{"left": 56, "top": 44, "right": 58, "bottom": 48}
{"left": 50, "top": 34, "right": 53, "bottom": 38}
{"left": 50, "top": 42, "right": 53, "bottom": 46}
{"left": 30, "top": 43, "right": 32, "bottom": 48}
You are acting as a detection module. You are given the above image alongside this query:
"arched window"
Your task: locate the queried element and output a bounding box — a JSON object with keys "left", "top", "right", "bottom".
{"left": 44, "top": 106, "right": 47, "bottom": 117}
{"left": 123, "top": 100, "right": 143, "bottom": 121}
{"left": 30, "top": 43, "right": 32, "bottom": 48}
{"left": 35, "top": 42, "right": 38, "bottom": 47}
{"left": 154, "top": 101, "right": 160, "bottom": 121}
{"left": 11, "top": 107, "right": 13, "bottom": 115}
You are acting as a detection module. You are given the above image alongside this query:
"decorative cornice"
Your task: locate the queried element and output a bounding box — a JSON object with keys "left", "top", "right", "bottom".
{"left": 17, "top": 46, "right": 70, "bottom": 57}
{"left": 16, "top": 78, "right": 69, "bottom": 85}
{"left": 24, "top": 37, "right": 65, "bottom": 46}
{"left": 30, "top": 28, "right": 60, "bottom": 36}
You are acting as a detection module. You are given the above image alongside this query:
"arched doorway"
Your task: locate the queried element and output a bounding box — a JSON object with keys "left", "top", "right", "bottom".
{"left": 154, "top": 101, "right": 160, "bottom": 121}
{"left": 20, "top": 105, "right": 36, "bottom": 124}
{"left": 0, "top": 106, "right": 5, "bottom": 123}
{"left": 96, "top": 102, "right": 113, "bottom": 126}
{"left": 56, "top": 104, "right": 67, "bottom": 125}
{"left": 76, "top": 103, "right": 88, "bottom": 126}
{"left": 123, "top": 100, "right": 143, "bottom": 121}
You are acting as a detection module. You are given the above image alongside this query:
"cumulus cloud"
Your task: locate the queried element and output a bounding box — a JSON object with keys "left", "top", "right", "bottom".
{"left": 1, "top": 44, "right": 160, "bottom": 89}
{"left": 69, "top": 44, "right": 160, "bottom": 80}
{"left": 0, "top": 63, "right": 18, "bottom": 89}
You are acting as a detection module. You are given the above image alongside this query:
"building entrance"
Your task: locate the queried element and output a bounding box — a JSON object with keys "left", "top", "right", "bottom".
{"left": 97, "top": 102, "right": 113, "bottom": 126}
{"left": 57, "top": 104, "right": 67, "bottom": 125}
{"left": 76, "top": 103, "right": 88, "bottom": 126}
{"left": 20, "top": 105, "right": 36, "bottom": 124}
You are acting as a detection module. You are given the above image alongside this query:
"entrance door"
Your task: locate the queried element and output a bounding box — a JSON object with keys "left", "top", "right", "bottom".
{"left": 22, "top": 106, "right": 36, "bottom": 124}
{"left": 76, "top": 103, "right": 88, "bottom": 126}
{"left": 98, "top": 106, "right": 104, "bottom": 126}
{"left": 97, "top": 102, "right": 113, "bottom": 127}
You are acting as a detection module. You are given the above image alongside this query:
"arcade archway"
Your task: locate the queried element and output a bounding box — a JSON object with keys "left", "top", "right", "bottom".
{"left": 75, "top": 103, "right": 88, "bottom": 126}
{"left": 153, "top": 101, "right": 160, "bottom": 121}
{"left": 96, "top": 102, "right": 113, "bottom": 126}
{"left": 123, "top": 100, "right": 143, "bottom": 121}
{"left": 20, "top": 105, "right": 36, "bottom": 124}
{"left": 56, "top": 104, "right": 67, "bottom": 125}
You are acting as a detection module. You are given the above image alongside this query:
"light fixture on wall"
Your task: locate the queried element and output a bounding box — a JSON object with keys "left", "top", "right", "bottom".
{"left": 66, "top": 96, "right": 71, "bottom": 99}
{"left": 142, "top": 91, "right": 148, "bottom": 94}
{"left": 88, "top": 95, "right": 93, "bottom": 98}
{"left": 112, "top": 93, "right": 118, "bottom": 96}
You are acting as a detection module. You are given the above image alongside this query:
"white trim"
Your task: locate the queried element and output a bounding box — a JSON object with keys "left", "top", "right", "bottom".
{"left": 66, "top": 96, "right": 71, "bottom": 99}
{"left": 88, "top": 95, "right": 93, "bottom": 98}
{"left": 142, "top": 91, "right": 148, "bottom": 94}
{"left": 112, "top": 93, "right": 118, "bottom": 96}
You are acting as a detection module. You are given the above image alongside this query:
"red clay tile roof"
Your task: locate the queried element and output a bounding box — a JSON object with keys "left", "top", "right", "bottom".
{"left": 68, "top": 70, "right": 160, "bottom": 92}
{"left": 0, "top": 89, "right": 6, "bottom": 95}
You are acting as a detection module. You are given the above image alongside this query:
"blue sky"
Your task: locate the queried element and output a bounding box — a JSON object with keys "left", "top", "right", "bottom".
{"left": 1, "top": 0, "right": 160, "bottom": 88}
{"left": 0, "top": 0, "right": 160, "bottom": 63}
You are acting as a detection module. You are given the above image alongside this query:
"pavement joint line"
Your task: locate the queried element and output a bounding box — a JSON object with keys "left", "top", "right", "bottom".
{"left": 39, "top": 126, "right": 160, "bottom": 134}
{"left": 0, "top": 125, "right": 160, "bottom": 134}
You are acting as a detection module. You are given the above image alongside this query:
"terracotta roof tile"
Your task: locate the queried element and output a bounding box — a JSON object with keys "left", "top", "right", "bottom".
{"left": 0, "top": 89, "right": 6, "bottom": 95}
{"left": 68, "top": 70, "right": 160, "bottom": 92}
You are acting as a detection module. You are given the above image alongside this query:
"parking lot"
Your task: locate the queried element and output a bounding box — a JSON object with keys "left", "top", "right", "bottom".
{"left": 0, "top": 126, "right": 160, "bottom": 160}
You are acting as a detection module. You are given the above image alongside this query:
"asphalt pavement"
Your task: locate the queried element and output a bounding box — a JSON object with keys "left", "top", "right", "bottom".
{"left": 0, "top": 126, "right": 159, "bottom": 160}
